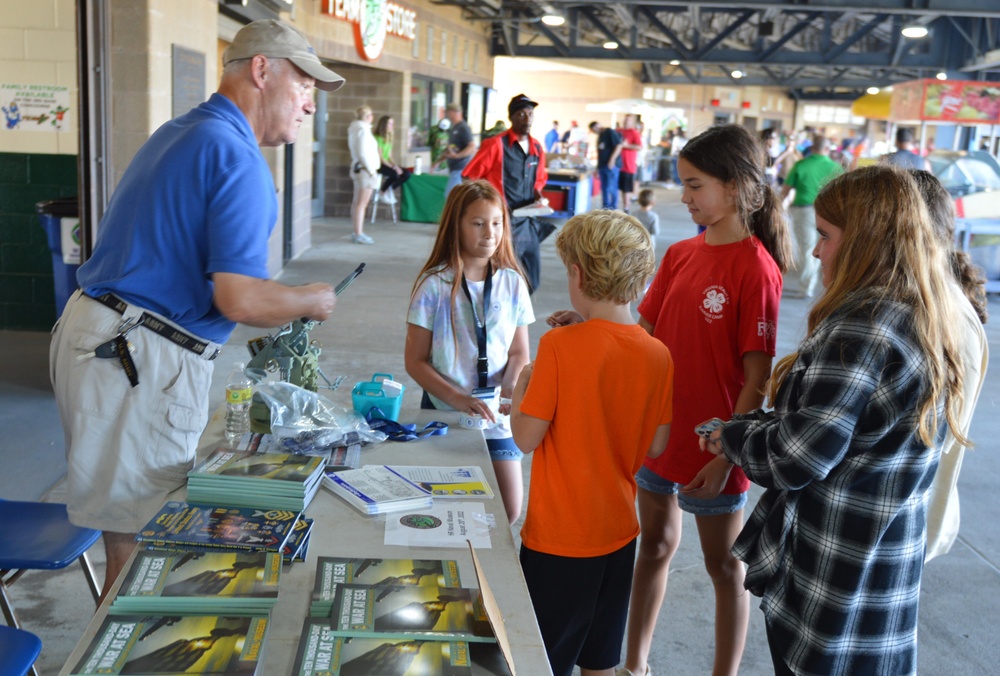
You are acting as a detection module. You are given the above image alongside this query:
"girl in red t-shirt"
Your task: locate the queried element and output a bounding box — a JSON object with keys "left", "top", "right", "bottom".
{"left": 623, "top": 124, "right": 791, "bottom": 676}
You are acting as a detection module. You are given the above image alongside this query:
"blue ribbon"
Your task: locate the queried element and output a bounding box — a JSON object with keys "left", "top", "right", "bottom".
{"left": 366, "top": 407, "right": 449, "bottom": 442}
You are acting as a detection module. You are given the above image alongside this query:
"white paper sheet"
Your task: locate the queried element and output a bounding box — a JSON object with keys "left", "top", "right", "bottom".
{"left": 384, "top": 501, "right": 494, "bottom": 548}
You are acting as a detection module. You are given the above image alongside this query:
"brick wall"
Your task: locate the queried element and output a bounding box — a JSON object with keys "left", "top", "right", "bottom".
{"left": 324, "top": 66, "right": 404, "bottom": 217}
{"left": 0, "top": 152, "right": 77, "bottom": 330}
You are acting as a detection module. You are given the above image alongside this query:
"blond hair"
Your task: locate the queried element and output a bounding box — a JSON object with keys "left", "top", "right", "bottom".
{"left": 555, "top": 210, "right": 654, "bottom": 304}
{"left": 355, "top": 105, "right": 372, "bottom": 120}
{"left": 769, "top": 165, "right": 967, "bottom": 448}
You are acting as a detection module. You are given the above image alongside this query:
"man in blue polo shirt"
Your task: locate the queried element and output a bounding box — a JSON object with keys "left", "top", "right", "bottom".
{"left": 49, "top": 20, "right": 344, "bottom": 601}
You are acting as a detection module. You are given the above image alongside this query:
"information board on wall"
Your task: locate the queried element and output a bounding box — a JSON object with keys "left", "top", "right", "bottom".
{"left": 172, "top": 45, "right": 206, "bottom": 119}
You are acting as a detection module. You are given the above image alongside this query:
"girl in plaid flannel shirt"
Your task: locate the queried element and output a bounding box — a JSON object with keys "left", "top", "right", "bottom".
{"left": 704, "top": 166, "right": 969, "bottom": 676}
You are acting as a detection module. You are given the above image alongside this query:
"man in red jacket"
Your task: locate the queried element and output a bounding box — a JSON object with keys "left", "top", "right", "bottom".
{"left": 463, "top": 94, "right": 551, "bottom": 291}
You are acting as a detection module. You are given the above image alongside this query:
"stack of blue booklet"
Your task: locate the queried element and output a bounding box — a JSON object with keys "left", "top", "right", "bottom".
{"left": 110, "top": 548, "right": 281, "bottom": 616}
{"left": 187, "top": 448, "right": 325, "bottom": 512}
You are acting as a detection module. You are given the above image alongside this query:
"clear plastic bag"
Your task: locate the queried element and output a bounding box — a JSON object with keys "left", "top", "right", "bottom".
{"left": 254, "top": 381, "right": 387, "bottom": 448}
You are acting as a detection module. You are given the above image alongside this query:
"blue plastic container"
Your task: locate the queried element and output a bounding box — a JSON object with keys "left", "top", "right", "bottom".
{"left": 352, "top": 373, "right": 405, "bottom": 422}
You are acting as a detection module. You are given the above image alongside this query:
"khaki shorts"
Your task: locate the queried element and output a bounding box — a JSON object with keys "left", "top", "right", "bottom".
{"left": 352, "top": 170, "right": 380, "bottom": 191}
{"left": 50, "top": 291, "right": 216, "bottom": 533}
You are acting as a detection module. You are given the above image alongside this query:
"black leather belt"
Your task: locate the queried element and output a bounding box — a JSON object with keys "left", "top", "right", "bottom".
{"left": 85, "top": 292, "right": 219, "bottom": 360}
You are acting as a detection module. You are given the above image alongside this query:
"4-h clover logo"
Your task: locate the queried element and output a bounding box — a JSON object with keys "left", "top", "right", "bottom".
{"left": 703, "top": 288, "right": 727, "bottom": 314}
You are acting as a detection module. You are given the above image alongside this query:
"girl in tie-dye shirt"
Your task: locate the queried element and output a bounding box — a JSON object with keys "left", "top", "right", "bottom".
{"left": 405, "top": 180, "right": 534, "bottom": 525}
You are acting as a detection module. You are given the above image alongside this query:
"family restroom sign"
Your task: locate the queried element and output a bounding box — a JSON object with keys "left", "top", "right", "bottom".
{"left": 1, "top": 84, "right": 72, "bottom": 132}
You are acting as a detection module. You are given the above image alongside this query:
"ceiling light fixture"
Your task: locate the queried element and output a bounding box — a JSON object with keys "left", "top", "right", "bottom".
{"left": 731, "top": 69, "right": 744, "bottom": 79}
{"left": 669, "top": 59, "right": 681, "bottom": 66}
{"left": 901, "top": 25, "right": 929, "bottom": 39}
{"left": 603, "top": 41, "right": 619, "bottom": 50}
{"left": 866, "top": 86, "right": 880, "bottom": 95}
{"left": 936, "top": 72, "right": 948, "bottom": 80}
{"left": 541, "top": 14, "right": 565, "bottom": 27}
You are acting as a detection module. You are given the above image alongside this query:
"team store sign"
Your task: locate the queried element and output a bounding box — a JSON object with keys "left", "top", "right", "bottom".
{"left": 322, "top": 0, "right": 417, "bottom": 61}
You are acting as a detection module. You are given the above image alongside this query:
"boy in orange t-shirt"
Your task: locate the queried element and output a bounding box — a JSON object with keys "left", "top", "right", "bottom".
{"left": 511, "top": 210, "right": 673, "bottom": 676}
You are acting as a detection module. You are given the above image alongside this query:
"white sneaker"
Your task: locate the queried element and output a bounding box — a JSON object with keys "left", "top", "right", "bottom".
{"left": 382, "top": 190, "right": 397, "bottom": 204}
{"left": 615, "top": 666, "right": 651, "bottom": 676}
{"left": 351, "top": 233, "right": 375, "bottom": 245}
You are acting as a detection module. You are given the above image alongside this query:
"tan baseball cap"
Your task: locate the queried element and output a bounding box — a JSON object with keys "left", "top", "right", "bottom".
{"left": 223, "top": 20, "right": 346, "bottom": 92}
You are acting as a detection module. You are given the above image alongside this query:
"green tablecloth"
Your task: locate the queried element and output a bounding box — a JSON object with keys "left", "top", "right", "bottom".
{"left": 401, "top": 174, "right": 449, "bottom": 223}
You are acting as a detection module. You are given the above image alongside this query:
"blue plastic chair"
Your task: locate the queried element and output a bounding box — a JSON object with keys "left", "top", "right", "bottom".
{"left": 0, "top": 500, "right": 101, "bottom": 632}
{"left": 0, "top": 624, "right": 41, "bottom": 676}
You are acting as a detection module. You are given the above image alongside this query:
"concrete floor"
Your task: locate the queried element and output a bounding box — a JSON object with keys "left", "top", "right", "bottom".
{"left": 2, "top": 184, "right": 999, "bottom": 674}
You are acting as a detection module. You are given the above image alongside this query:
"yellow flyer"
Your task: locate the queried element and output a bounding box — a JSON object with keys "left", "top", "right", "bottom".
{"left": 387, "top": 466, "right": 495, "bottom": 499}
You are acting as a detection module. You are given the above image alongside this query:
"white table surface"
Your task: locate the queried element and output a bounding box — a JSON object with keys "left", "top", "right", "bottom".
{"left": 59, "top": 408, "right": 551, "bottom": 676}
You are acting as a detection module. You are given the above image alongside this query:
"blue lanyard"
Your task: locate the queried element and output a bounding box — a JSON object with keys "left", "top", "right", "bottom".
{"left": 460, "top": 263, "right": 492, "bottom": 389}
{"left": 365, "top": 408, "right": 449, "bottom": 442}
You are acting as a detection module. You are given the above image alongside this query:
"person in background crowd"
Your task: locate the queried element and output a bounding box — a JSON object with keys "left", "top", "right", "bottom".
{"left": 463, "top": 94, "right": 552, "bottom": 292}
{"left": 440, "top": 102, "right": 476, "bottom": 197}
{"left": 590, "top": 120, "right": 623, "bottom": 209}
{"left": 781, "top": 135, "right": 843, "bottom": 298}
{"left": 883, "top": 127, "right": 932, "bottom": 171}
{"left": 635, "top": 119, "right": 649, "bottom": 184}
{"left": 774, "top": 140, "right": 802, "bottom": 187}
{"left": 796, "top": 128, "right": 815, "bottom": 156}
{"left": 618, "top": 114, "right": 644, "bottom": 212}
{"left": 759, "top": 128, "right": 780, "bottom": 185}
{"left": 348, "top": 105, "right": 380, "bottom": 244}
{"left": 482, "top": 119, "right": 507, "bottom": 141}
{"left": 49, "top": 19, "right": 341, "bottom": 601}
{"left": 373, "top": 115, "right": 411, "bottom": 204}
{"left": 703, "top": 165, "right": 967, "bottom": 675}
{"left": 545, "top": 120, "right": 561, "bottom": 153}
{"left": 633, "top": 188, "right": 660, "bottom": 240}
{"left": 563, "top": 120, "right": 587, "bottom": 156}
{"left": 669, "top": 128, "right": 687, "bottom": 188}
{"left": 908, "top": 169, "right": 988, "bottom": 563}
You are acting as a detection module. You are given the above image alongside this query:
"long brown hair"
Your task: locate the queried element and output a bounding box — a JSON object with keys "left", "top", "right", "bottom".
{"left": 769, "top": 165, "right": 967, "bottom": 448}
{"left": 410, "top": 180, "right": 526, "bottom": 323}
{"left": 679, "top": 124, "right": 792, "bottom": 272}
{"left": 908, "top": 169, "right": 988, "bottom": 324}
{"left": 374, "top": 115, "right": 393, "bottom": 146}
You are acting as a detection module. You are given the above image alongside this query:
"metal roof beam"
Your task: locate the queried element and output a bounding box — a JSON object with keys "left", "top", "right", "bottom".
{"left": 536, "top": 1, "right": 1000, "bottom": 19}
{"left": 638, "top": 6, "right": 693, "bottom": 58}
{"left": 693, "top": 10, "right": 755, "bottom": 59}
{"left": 757, "top": 12, "right": 820, "bottom": 61}
{"left": 823, "top": 13, "right": 889, "bottom": 62}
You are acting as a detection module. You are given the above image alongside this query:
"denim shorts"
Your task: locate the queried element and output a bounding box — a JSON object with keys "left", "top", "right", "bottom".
{"left": 421, "top": 390, "right": 523, "bottom": 462}
{"left": 486, "top": 436, "right": 524, "bottom": 462}
{"left": 635, "top": 465, "right": 747, "bottom": 516}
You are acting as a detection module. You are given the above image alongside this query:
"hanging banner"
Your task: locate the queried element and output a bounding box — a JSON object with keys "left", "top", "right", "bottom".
{"left": 1, "top": 83, "right": 71, "bottom": 132}
{"left": 890, "top": 79, "right": 1000, "bottom": 123}
{"left": 321, "top": 0, "right": 417, "bottom": 62}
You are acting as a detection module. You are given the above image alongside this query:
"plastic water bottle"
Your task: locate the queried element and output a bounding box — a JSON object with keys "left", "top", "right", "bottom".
{"left": 224, "top": 361, "right": 252, "bottom": 444}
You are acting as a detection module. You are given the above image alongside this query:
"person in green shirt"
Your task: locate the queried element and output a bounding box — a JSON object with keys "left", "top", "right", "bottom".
{"left": 780, "top": 135, "right": 843, "bottom": 298}
{"left": 373, "top": 115, "right": 411, "bottom": 203}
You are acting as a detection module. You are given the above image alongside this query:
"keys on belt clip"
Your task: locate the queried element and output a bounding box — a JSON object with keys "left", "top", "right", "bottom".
{"left": 77, "top": 316, "right": 142, "bottom": 387}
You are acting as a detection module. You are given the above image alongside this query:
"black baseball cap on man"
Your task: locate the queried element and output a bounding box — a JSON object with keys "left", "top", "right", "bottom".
{"left": 508, "top": 94, "right": 539, "bottom": 116}
{"left": 224, "top": 19, "right": 346, "bottom": 92}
